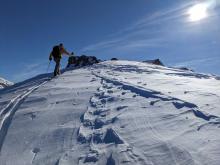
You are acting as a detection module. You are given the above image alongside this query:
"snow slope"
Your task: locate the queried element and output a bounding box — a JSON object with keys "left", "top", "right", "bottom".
{"left": 0, "top": 77, "right": 13, "bottom": 89}
{"left": 0, "top": 60, "right": 219, "bottom": 165}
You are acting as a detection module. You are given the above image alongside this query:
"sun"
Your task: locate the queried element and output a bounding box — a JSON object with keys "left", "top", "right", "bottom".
{"left": 188, "top": 3, "right": 208, "bottom": 22}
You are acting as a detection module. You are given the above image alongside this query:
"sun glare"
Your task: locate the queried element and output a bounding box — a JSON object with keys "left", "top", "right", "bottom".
{"left": 188, "top": 3, "right": 208, "bottom": 22}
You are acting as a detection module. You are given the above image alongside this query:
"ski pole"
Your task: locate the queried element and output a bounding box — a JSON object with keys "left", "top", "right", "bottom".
{"left": 46, "top": 61, "right": 51, "bottom": 73}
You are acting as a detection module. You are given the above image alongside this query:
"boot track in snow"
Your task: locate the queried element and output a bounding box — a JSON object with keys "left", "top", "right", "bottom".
{"left": 77, "top": 77, "right": 149, "bottom": 164}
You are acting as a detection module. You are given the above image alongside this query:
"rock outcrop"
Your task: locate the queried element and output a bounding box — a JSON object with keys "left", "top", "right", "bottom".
{"left": 67, "top": 55, "right": 101, "bottom": 68}
{"left": 143, "top": 59, "right": 164, "bottom": 66}
{"left": 111, "top": 58, "right": 118, "bottom": 61}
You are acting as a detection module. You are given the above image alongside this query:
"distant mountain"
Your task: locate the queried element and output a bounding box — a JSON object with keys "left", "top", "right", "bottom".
{"left": 0, "top": 77, "right": 13, "bottom": 89}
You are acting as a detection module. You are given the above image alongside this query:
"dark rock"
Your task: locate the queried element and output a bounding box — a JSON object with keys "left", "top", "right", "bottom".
{"left": 143, "top": 59, "right": 164, "bottom": 66}
{"left": 67, "top": 55, "right": 101, "bottom": 68}
{"left": 178, "top": 67, "right": 194, "bottom": 72}
{"left": 111, "top": 58, "right": 118, "bottom": 61}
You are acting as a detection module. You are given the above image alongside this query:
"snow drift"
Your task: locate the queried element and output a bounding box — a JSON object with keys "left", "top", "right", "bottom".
{"left": 0, "top": 60, "right": 219, "bottom": 165}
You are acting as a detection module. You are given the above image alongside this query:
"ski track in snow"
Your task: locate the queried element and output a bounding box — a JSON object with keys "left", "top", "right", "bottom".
{"left": 0, "top": 80, "right": 48, "bottom": 153}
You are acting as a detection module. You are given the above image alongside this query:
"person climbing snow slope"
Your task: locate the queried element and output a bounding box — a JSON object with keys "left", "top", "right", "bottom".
{"left": 49, "top": 43, "right": 71, "bottom": 76}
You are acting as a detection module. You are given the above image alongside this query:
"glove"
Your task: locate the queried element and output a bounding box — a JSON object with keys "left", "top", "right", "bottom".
{"left": 71, "top": 52, "right": 74, "bottom": 56}
{"left": 49, "top": 57, "right": 52, "bottom": 61}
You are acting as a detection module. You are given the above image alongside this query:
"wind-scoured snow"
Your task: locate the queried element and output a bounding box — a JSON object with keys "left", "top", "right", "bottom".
{"left": 0, "top": 60, "right": 219, "bottom": 165}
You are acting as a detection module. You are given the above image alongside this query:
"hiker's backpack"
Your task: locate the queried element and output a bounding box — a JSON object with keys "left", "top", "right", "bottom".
{"left": 52, "top": 46, "right": 61, "bottom": 59}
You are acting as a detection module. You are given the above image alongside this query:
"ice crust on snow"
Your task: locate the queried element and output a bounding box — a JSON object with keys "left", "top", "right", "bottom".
{"left": 0, "top": 60, "right": 220, "bottom": 165}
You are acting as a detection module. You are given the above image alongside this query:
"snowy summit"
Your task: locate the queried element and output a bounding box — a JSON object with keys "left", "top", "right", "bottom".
{"left": 0, "top": 60, "right": 220, "bottom": 165}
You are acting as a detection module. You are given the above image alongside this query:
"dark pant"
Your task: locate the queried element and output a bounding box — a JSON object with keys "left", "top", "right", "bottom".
{"left": 54, "top": 58, "right": 61, "bottom": 76}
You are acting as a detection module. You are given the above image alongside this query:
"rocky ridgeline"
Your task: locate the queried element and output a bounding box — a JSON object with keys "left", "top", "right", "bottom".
{"left": 67, "top": 56, "right": 194, "bottom": 74}
{"left": 67, "top": 56, "right": 167, "bottom": 68}
{"left": 67, "top": 55, "right": 101, "bottom": 68}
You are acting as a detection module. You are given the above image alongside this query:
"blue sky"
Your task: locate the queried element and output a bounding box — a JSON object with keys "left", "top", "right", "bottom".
{"left": 0, "top": 0, "right": 219, "bottom": 82}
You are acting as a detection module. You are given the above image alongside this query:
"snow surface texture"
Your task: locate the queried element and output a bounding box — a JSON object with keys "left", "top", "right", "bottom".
{"left": 0, "top": 60, "right": 220, "bottom": 165}
{"left": 0, "top": 77, "right": 13, "bottom": 89}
